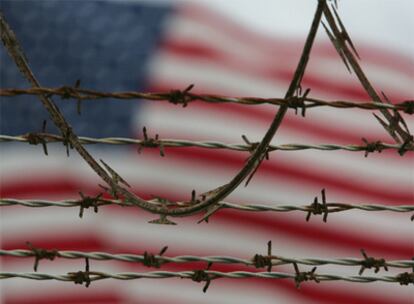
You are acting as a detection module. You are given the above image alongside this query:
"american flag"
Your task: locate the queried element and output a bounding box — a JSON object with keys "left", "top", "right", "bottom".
{"left": 0, "top": 1, "right": 413, "bottom": 303}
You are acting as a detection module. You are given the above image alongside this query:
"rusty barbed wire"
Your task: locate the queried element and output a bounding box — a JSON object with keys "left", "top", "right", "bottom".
{"left": 1, "top": 197, "right": 413, "bottom": 213}
{"left": 1, "top": 134, "right": 411, "bottom": 154}
{"left": 0, "top": 270, "right": 411, "bottom": 285}
{"left": 2, "top": 249, "right": 413, "bottom": 269}
{"left": 1, "top": 87, "right": 413, "bottom": 114}
{"left": 1, "top": 197, "right": 413, "bottom": 220}
{"left": 322, "top": 4, "right": 414, "bottom": 152}
{"left": 0, "top": 5, "right": 328, "bottom": 223}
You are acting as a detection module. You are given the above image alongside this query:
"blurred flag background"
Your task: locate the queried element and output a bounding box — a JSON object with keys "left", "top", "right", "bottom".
{"left": 0, "top": 0, "right": 413, "bottom": 303}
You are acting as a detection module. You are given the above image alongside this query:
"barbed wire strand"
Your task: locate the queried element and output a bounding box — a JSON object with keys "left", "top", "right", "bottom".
{"left": 1, "top": 134, "right": 410, "bottom": 154}
{"left": 0, "top": 270, "right": 409, "bottom": 284}
{"left": 1, "top": 249, "right": 413, "bottom": 269}
{"left": 1, "top": 198, "right": 413, "bottom": 215}
{"left": 1, "top": 87, "right": 413, "bottom": 114}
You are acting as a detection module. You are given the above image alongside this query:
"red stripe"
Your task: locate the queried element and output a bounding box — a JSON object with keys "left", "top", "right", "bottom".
{"left": 158, "top": 147, "right": 412, "bottom": 202}
{"left": 5, "top": 294, "right": 121, "bottom": 304}
{"left": 1, "top": 177, "right": 411, "bottom": 257}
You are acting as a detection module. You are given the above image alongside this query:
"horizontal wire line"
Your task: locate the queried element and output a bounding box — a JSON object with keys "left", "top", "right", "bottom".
{"left": 0, "top": 134, "right": 409, "bottom": 154}
{"left": 1, "top": 198, "right": 413, "bottom": 217}
{"left": 1, "top": 249, "right": 413, "bottom": 269}
{"left": 1, "top": 87, "right": 413, "bottom": 113}
{"left": 0, "top": 271, "right": 407, "bottom": 284}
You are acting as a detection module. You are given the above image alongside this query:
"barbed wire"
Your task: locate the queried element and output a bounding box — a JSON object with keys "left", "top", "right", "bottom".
{"left": 3, "top": 1, "right": 411, "bottom": 226}
{"left": 1, "top": 133, "right": 411, "bottom": 155}
{"left": 322, "top": 4, "right": 413, "bottom": 152}
{"left": 1, "top": 87, "right": 413, "bottom": 114}
{"left": 1, "top": 197, "right": 413, "bottom": 220}
{"left": 0, "top": 270, "right": 411, "bottom": 285}
{"left": 2, "top": 249, "right": 413, "bottom": 269}
{"left": 0, "top": 5, "right": 327, "bottom": 223}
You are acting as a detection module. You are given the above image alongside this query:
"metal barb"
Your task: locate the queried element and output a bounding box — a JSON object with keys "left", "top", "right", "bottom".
{"left": 401, "top": 100, "right": 414, "bottom": 115}
{"left": 67, "top": 257, "right": 91, "bottom": 287}
{"left": 306, "top": 189, "right": 329, "bottom": 222}
{"left": 168, "top": 84, "right": 195, "bottom": 107}
{"left": 137, "top": 127, "right": 165, "bottom": 156}
{"left": 396, "top": 258, "right": 414, "bottom": 285}
{"left": 26, "top": 242, "right": 58, "bottom": 272}
{"left": 252, "top": 240, "right": 273, "bottom": 272}
{"left": 142, "top": 246, "right": 168, "bottom": 268}
{"left": 78, "top": 192, "right": 102, "bottom": 218}
{"left": 241, "top": 134, "right": 270, "bottom": 187}
{"left": 100, "top": 159, "right": 131, "bottom": 188}
{"left": 149, "top": 214, "right": 177, "bottom": 225}
{"left": 191, "top": 262, "right": 213, "bottom": 293}
{"left": 359, "top": 249, "right": 388, "bottom": 275}
{"left": 61, "top": 126, "right": 74, "bottom": 157}
{"left": 24, "top": 120, "right": 49, "bottom": 156}
{"left": 330, "top": 4, "right": 360, "bottom": 59}
{"left": 293, "top": 263, "right": 320, "bottom": 289}
{"left": 361, "top": 138, "right": 384, "bottom": 157}
{"left": 321, "top": 21, "right": 352, "bottom": 73}
{"left": 289, "top": 87, "right": 311, "bottom": 117}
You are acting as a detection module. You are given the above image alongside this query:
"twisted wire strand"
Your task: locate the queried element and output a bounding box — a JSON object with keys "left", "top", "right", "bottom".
{"left": 0, "top": 271, "right": 405, "bottom": 284}
{"left": 1, "top": 249, "right": 413, "bottom": 269}
{"left": 1, "top": 87, "right": 413, "bottom": 113}
{"left": 1, "top": 198, "right": 413, "bottom": 214}
{"left": 0, "top": 134, "right": 409, "bottom": 154}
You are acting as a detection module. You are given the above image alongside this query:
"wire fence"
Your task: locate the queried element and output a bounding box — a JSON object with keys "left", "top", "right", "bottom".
{"left": 0, "top": 0, "right": 413, "bottom": 292}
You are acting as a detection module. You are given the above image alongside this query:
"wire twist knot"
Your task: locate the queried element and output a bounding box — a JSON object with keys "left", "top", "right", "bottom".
{"left": 137, "top": 127, "right": 165, "bottom": 157}
{"left": 306, "top": 189, "right": 328, "bottom": 222}
{"left": 398, "top": 135, "right": 413, "bottom": 156}
{"left": 25, "top": 120, "right": 48, "bottom": 155}
{"left": 142, "top": 246, "right": 168, "bottom": 268}
{"left": 253, "top": 241, "right": 273, "bottom": 272}
{"left": 68, "top": 258, "right": 91, "bottom": 287}
{"left": 359, "top": 249, "right": 388, "bottom": 275}
{"left": 191, "top": 262, "right": 213, "bottom": 293}
{"left": 361, "top": 138, "right": 384, "bottom": 157}
{"left": 26, "top": 242, "right": 58, "bottom": 272}
{"left": 401, "top": 100, "right": 414, "bottom": 115}
{"left": 168, "top": 84, "right": 194, "bottom": 107}
{"left": 78, "top": 192, "right": 102, "bottom": 218}
{"left": 288, "top": 87, "right": 310, "bottom": 117}
{"left": 293, "top": 263, "right": 320, "bottom": 289}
